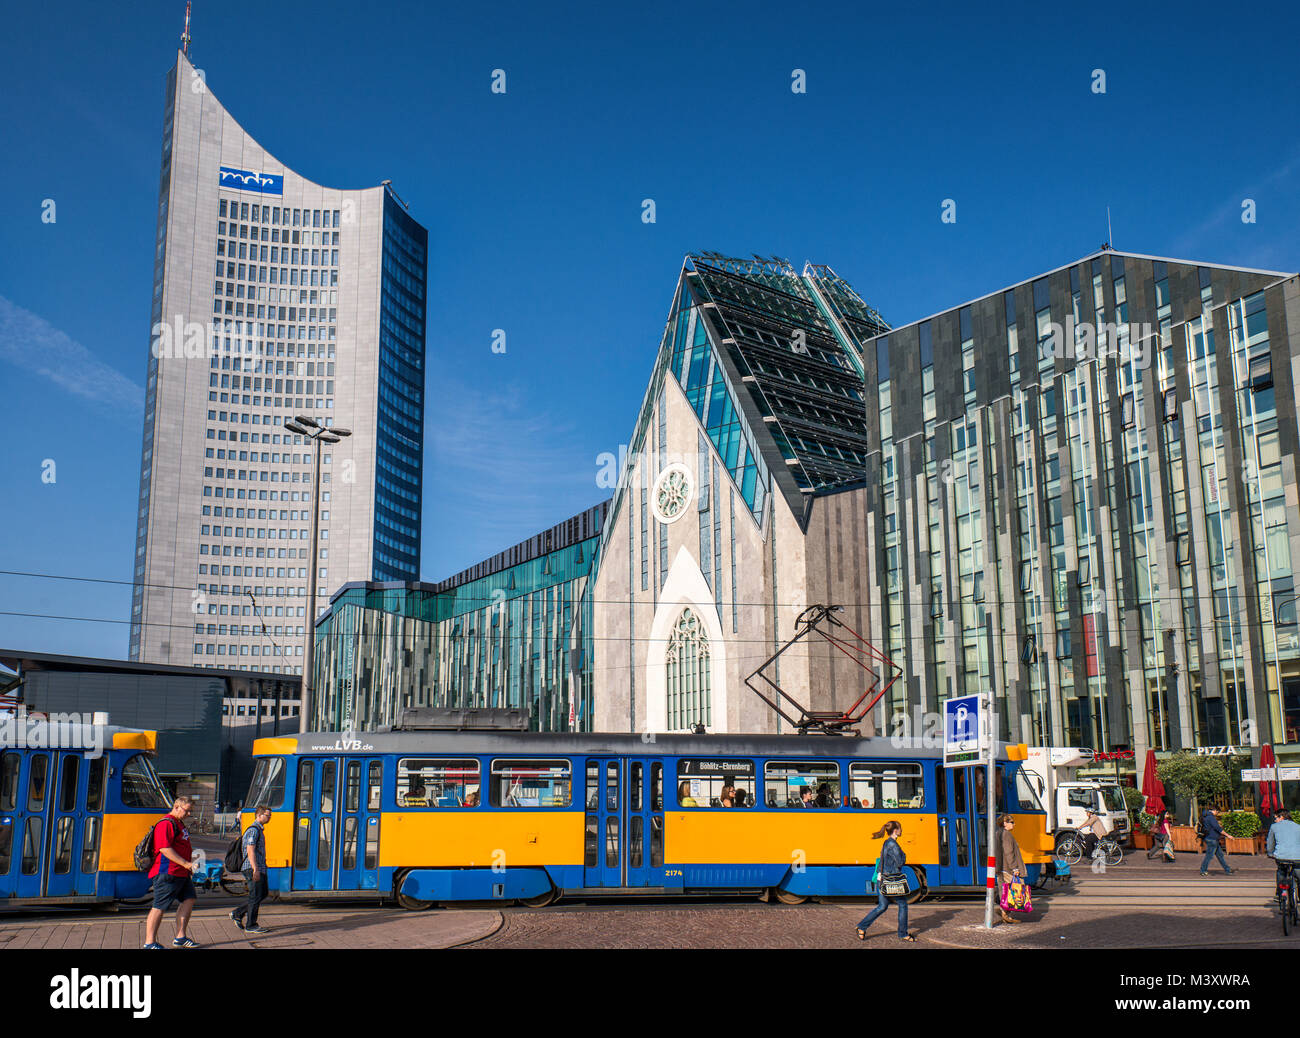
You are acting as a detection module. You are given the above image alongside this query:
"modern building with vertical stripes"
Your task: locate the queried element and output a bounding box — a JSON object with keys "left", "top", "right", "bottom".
{"left": 129, "top": 50, "right": 427, "bottom": 673}
{"left": 861, "top": 250, "right": 1300, "bottom": 770}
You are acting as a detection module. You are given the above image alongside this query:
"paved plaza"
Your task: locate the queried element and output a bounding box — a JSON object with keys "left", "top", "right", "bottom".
{"left": 0, "top": 851, "right": 1289, "bottom": 950}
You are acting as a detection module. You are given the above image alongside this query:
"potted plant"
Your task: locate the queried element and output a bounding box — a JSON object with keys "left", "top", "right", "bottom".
{"left": 1158, "top": 752, "right": 1231, "bottom": 851}
{"left": 1123, "top": 787, "right": 1147, "bottom": 847}
{"left": 1132, "top": 811, "right": 1155, "bottom": 850}
{"left": 1220, "top": 810, "right": 1261, "bottom": 854}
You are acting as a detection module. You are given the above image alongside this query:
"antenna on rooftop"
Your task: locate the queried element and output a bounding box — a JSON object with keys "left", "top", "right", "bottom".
{"left": 181, "top": 2, "right": 193, "bottom": 57}
{"left": 1106, "top": 206, "right": 1113, "bottom": 250}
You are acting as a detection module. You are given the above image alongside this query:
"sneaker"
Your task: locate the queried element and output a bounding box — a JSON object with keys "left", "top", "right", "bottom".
{"left": 243, "top": 925, "right": 269, "bottom": 935}
{"left": 142, "top": 942, "right": 164, "bottom": 950}
{"left": 229, "top": 910, "right": 245, "bottom": 930}
{"left": 1225, "top": 868, "right": 1234, "bottom": 875}
{"left": 1200, "top": 871, "right": 1209, "bottom": 876}
{"left": 172, "top": 936, "right": 200, "bottom": 948}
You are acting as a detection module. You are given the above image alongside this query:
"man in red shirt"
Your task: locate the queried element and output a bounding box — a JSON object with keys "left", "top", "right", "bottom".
{"left": 143, "top": 795, "right": 201, "bottom": 949}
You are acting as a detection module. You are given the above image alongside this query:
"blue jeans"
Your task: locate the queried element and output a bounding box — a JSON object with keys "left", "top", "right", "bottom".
{"left": 857, "top": 886, "right": 909, "bottom": 938}
{"left": 1200, "top": 839, "right": 1231, "bottom": 873}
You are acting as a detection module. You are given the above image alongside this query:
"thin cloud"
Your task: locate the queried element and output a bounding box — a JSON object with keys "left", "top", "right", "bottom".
{"left": 0, "top": 297, "right": 142, "bottom": 415}
{"left": 426, "top": 378, "right": 601, "bottom": 565}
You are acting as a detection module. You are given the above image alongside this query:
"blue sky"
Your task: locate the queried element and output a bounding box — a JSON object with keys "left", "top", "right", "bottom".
{"left": 1, "top": 0, "right": 1298, "bottom": 660}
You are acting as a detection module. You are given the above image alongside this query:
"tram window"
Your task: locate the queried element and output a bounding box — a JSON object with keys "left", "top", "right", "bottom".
{"left": 59, "top": 756, "right": 80, "bottom": 813}
{"left": 676, "top": 758, "right": 755, "bottom": 808}
{"left": 86, "top": 757, "right": 106, "bottom": 813}
{"left": 81, "top": 816, "right": 101, "bottom": 874}
{"left": 953, "top": 769, "right": 967, "bottom": 812}
{"left": 651, "top": 762, "right": 663, "bottom": 812}
{"left": 396, "top": 758, "right": 480, "bottom": 807}
{"left": 121, "top": 755, "right": 171, "bottom": 810}
{"left": 848, "top": 762, "right": 925, "bottom": 809}
{"left": 53, "top": 817, "right": 74, "bottom": 873}
{"left": 629, "top": 816, "right": 643, "bottom": 867}
{"left": 585, "top": 761, "right": 598, "bottom": 809}
{"left": 765, "top": 761, "right": 840, "bottom": 808}
{"left": 0, "top": 819, "right": 11, "bottom": 873}
{"left": 935, "top": 765, "right": 947, "bottom": 813}
{"left": 341, "top": 816, "right": 358, "bottom": 870}
{"left": 247, "top": 757, "right": 287, "bottom": 810}
{"left": 320, "top": 761, "right": 336, "bottom": 814}
{"left": 1013, "top": 769, "right": 1045, "bottom": 812}
{"left": 21, "top": 817, "right": 42, "bottom": 875}
{"left": 294, "top": 817, "right": 310, "bottom": 870}
{"left": 630, "top": 763, "right": 643, "bottom": 812}
{"left": 606, "top": 817, "right": 619, "bottom": 868}
{"left": 317, "top": 816, "right": 333, "bottom": 870}
{"left": 297, "top": 760, "right": 314, "bottom": 814}
{"left": 364, "top": 817, "right": 379, "bottom": 870}
{"left": 27, "top": 755, "right": 49, "bottom": 812}
{"left": 367, "top": 762, "right": 382, "bottom": 811}
{"left": 490, "top": 759, "right": 572, "bottom": 808}
{"left": 345, "top": 761, "right": 361, "bottom": 813}
{"left": 605, "top": 763, "right": 619, "bottom": 810}
{"left": 0, "top": 753, "right": 18, "bottom": 811}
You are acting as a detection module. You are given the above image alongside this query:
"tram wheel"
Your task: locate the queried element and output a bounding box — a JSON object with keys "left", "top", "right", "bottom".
{"left": 394, "top": 870, "right": 434, "bottom": 911}
{"left": 220, "top": 874, "right": 248, "bottom": 898}
{"left": 518, "top": 887, "right": 557, "bottom": 908}
{"left": 773, "top": 888, "right": 807, "bottom": 905}
{"left": 907, "top": 869, "right": 928, "bottom": 904}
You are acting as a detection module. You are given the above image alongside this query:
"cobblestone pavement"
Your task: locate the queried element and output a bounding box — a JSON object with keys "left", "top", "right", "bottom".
{"left": 0, "top": 901, "right": 500, "bottom": 950}
{"left": 0, "top": 849, "right": 1287, "bottom": 950}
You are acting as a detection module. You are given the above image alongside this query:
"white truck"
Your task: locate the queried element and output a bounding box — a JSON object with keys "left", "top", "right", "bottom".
{"left": 1021, "top": 747, "right": 1131, "bottom": 851}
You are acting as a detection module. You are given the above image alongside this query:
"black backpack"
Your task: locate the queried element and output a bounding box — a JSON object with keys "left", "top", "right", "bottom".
{"left": 224, "top": 823, "right": 259, "bottom": 871}
{"left": 133, "top": 817, "right": 171, "bottom": 872}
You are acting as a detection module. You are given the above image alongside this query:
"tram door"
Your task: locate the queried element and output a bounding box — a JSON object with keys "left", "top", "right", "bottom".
{"left": 625, "top": 759, "right": 666, "bottom": 888}
{"left": 334, "top": 758, "right": 383, "bottom": 891}
{"left": 294, "top": 757, "right": 383, "bottom": 892}
{"left": 43, "top": 751, "right": 93, "bottom": 897}
{"left": 584, "top": 758, "right": 622, "bottom": 887}
{"left": 0, "top": 751, "right": 23, "bottom": 898}
{"left": 935, "top": 764, "right": 982, "bottom": 887}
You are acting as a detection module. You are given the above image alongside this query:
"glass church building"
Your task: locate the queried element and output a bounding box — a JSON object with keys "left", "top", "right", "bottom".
{"left": 312, "top": 503, "right": 607, "bottom": 731}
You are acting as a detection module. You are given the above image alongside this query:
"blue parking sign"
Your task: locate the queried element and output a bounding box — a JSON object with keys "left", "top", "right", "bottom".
{"left": 944, "top": 694, "right": 987, "bottom": 765}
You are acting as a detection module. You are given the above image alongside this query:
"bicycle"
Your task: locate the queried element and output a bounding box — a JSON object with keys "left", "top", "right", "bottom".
{"left": 1275, "top": 859, "right": 1299, "bottom": 937}
{"left": 1055, "top": 828, "right": 1123, "bottom": 868}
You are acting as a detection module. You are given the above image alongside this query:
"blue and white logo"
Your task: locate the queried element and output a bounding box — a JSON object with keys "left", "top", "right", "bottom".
{"left": 218, "top": 166, "right": 283, "bottom": 196}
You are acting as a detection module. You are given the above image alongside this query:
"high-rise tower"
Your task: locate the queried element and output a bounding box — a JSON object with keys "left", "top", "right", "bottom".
{"left": 130, "top": 50, "right": 427, "bottom": 673}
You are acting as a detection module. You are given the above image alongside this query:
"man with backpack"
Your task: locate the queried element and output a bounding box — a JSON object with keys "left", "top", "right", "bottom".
{"left": 229, "top": 806, "right": 272, "bottom": 934}
{"left": 143, "top": 795, "right": 201, "bottom": 949}
{"left": 1199, "top": 806, "right": 1234, "bottom": 876}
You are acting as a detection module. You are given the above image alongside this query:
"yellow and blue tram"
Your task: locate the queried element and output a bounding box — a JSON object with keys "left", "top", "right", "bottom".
{"left": 244, "top": 730, "right": 1054, "bottom": 907}
{"left": 0, "top": 724, "right": 173, "bottom": 905}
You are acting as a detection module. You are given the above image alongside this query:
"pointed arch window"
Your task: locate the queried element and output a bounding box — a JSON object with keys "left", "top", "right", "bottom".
{"left": 665, "top": 608, "right": 711, "bottom": 730}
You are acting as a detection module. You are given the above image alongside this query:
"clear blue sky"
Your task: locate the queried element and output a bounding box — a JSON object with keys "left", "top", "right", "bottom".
{"left": 1, "top": 0, "right": 1298, "bottom": 660}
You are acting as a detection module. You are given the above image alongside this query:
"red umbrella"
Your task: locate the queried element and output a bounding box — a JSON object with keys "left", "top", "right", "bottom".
{"left": 1140, "top": 749, "right": 1166, "bottom": 815}
{"left": 1259, "top": 744, "right": 1280, "bottom": 819}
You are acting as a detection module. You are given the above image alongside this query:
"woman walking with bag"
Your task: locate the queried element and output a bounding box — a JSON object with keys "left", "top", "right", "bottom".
{"left": 995, "top": 814, "right": 1028, "bottom": 925}
{"left": 1146, "top": 810, "right": 1174, "bottom": 862}
{"left": 855, "top": 820, "right": 916, "bottom": 943}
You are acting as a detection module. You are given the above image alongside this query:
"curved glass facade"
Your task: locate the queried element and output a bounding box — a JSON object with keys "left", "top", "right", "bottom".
{"left": 373, "top": 191, "right": 427, "bottom": 581}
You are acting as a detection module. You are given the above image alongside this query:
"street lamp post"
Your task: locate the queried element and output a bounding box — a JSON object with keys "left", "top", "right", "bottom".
{"left": 285, "top": 415, "right": 350, "bottom": 733}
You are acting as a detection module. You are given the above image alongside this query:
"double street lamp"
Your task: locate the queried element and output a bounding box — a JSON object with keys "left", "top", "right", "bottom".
{"left": 285, "top": 414, "right": 350, "bottom": 733}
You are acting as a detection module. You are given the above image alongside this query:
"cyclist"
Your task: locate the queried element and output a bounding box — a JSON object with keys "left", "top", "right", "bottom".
{"left": 1078, "top": 809, "right": 1108, "bottom": 860}
{"left": 1266, "top": 807, "right": 1300, "bottom": 899}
